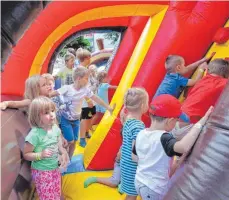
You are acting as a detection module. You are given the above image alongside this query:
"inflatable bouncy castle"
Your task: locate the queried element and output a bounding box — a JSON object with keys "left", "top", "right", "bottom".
{"left": 1, "top": 1, "right": 229, "bottom": 200}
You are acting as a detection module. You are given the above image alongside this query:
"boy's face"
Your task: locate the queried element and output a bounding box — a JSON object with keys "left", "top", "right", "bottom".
{"left": 176, "top": 59, "right": 186, "bottom": 74}
{"left": 78, "top": 74, "right": 89, "bottom": 87}
{"left": 165, "top": 118, "right": 178, "bottom": 131}
{"left": 85, "top": 56, "right": 91, "bottom": 66}
{"left": 66, "top": 58, "right": 75, "bottom": 69}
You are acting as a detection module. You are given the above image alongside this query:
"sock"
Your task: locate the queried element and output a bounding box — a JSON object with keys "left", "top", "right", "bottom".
{"left": 118, "top": 184, "right": 124, "bottom": 194}
{"left": 84, "top": 177, "right": 97, "bottom": 188}
{"left": 80, "top": 138, "right": 86, "bottom": 147}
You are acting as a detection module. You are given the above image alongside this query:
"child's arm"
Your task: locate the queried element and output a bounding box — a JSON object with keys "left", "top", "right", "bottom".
{"left": 183, "top": 57, "right": 208, "bottom": 74}
{"left": 173, "top": 106, "right": 213, "bottom": 154}
{"left": 58, "top": 137, "right": 69, "bottom": 168}
{"left": 0, "top": 99, "right": 31, "bottom": 110}
{"left": 49, "top": 90, "right": 60, "bottom": 98}
{"left": 90, "top": 94, "right": 115, "bottom": 114}
{"left": 109, "top": 85, "right": 118, "bottom": 89}
{"left": 131, "top": 141, "right": 138, "bottom": 163}
{"left": 186, "top": 62, "right": 208, "bottom": 86}
{"left": 23, "top": 142, "right": 53, "bottom": 161}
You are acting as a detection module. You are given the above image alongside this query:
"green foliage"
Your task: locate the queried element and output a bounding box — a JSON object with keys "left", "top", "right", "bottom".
{"left": 104, "top": 32, "right": 119, "bottom": 45}
{"left": 59, "top": 36, "right": 91, "bottom": 57}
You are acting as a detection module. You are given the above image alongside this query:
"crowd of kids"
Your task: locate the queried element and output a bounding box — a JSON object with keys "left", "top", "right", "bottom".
{"left": 1, "top": 47, "right": 228, "bottom": 200}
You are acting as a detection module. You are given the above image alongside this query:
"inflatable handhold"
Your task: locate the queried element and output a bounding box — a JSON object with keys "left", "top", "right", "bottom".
{"left": 213, "top": 27, "right": 229, "bottom": 44}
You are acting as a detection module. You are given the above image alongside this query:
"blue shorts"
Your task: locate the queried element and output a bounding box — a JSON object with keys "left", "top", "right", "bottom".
{"left": 60, "top": 116, "right": 80, "bottom": 142}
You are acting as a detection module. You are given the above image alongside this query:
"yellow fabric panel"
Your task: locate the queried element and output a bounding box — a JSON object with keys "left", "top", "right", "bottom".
{"left": 84, "top": 7, "right": 168, "bottom": 168}
{"left": 178, "top": 19, "right": 229, "bottom": 103}
{"left": 29, "top": 4, "right": 167, "bottom": 76}
{"left": 62, "top": 170, "right": 142, "bottom": 200}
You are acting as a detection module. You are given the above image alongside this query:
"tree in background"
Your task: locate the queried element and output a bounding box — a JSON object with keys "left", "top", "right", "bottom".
{"left": 104, "top": 32, "right": 119, "bottom": 45}
{"left": 59, "top": 36, "right": 91, "bottom": 57}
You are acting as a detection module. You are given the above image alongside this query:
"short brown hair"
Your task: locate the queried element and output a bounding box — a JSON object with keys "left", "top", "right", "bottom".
{"left": 72, "top": 66, "right": 89, "bottom": 81}
{"left": 165, "top": 55, "right": 184, "bottom": 73}
{"left": 208, "top": 59, "right": 229, "bottom": 78}
{"left": 28, "top": 96, "right": 56, "bottom": 127}
{"left": 97, "top": 70, "right": 107, "bottom": 84}
{"left": 76, "top": 48, "right": 91, "bottom": 62}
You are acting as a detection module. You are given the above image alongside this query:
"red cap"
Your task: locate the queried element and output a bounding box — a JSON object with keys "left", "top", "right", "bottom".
{"left": 149, "top": 94, "right": 182, "bottom": 118}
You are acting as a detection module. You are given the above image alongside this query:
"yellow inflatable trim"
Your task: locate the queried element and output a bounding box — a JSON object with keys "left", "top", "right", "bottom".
{"left": 84, "top": 7, "right": 168, "bottom": 168}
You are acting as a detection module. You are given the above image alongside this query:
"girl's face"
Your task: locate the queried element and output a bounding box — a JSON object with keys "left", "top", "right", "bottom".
{"left": 40, "top": 109, "right": 56, "bottom": 127}
{"left": 66, "top": 58, "right": 75, "bottom": 69}
{"left": 47, "top": 80, "right": 55, "bottom": 93}
{"left": 39, "top": 77, "right": 50, "bottom": 97}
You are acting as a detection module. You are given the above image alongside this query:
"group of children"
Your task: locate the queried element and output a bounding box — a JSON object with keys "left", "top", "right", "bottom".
{"left": 84, "top": 56, "right": 228, "bottom": 200}
{"left": 1, "top": 47, "right": 229, "bottom": 200}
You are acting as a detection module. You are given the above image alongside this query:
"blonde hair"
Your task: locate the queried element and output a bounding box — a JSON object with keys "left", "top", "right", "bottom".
{"left": 72, "top": 66, "right": 89, "bottom": 82}
{"left": 97, "top": 70, "right": 107, "bottom": 84}
{"left": 165, "top": 55, "right": 184, "bottom": 73}
{"left": 42, "top": 73, "right": 54, "bottom": 83}
{"left": 76, "top": 48, "right": 91, "bottom": 62}
{"left": 208, "top": 59, "right": 229, "bottom": 78}
{"left": 123, "top": 87, "right": 149, "bottom": 112}
{"left": 65, "top": 53, "right": 75, "bottom": 63}
{"left": 28, "top": 96, "right": 56, "bottom": 127}
{"left": 24, "top": 75, "right": 42, "bottom": 100}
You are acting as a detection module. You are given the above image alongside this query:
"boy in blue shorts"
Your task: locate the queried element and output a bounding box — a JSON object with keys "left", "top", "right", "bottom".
{"left": 49, "top": 66, "right": 114, "bottom": 158}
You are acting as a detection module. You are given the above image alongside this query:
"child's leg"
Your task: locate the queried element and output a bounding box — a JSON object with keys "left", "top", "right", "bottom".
{"left": 135, "top": 179, "right": 162, "bottom": 200}
{"left": 60, "top": 116, "right": 75, "bottom": 158}
{"left": 84, "top": 162, "right": 121, "bottom": 188}
{"left": 32, "top": 169, "right": 61, "bottom": 200}
{"left": 125, "top": 195, "right": 137, "bottom": 200}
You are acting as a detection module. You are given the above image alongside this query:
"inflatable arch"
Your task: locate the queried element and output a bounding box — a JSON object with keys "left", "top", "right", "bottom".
{"left": 1, "top": 1, "right": 229, "bottom": 200}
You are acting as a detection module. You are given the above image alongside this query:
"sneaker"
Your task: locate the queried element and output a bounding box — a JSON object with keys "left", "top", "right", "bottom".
{"left": 79, "top": 138, "right": 87, "bottom": 147}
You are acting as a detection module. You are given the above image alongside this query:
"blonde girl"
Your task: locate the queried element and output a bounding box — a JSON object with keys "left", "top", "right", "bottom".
{"left": 0, "top": 75, "right": 51, "bottom": 111}
{"left": 120, "top": 88, "right": 149, "bottom": 200}
{"left": 23, "top": 96, "right": 69, "bottom": 200}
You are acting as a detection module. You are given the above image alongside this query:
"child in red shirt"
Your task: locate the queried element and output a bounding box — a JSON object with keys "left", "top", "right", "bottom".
{"left": 182, "top": 59, "right": 229, "bottom": 123}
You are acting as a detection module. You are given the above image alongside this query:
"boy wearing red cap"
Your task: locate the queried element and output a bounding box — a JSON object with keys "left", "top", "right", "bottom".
{"left": 133, "top": 94, "right": 213, "bottom": 200}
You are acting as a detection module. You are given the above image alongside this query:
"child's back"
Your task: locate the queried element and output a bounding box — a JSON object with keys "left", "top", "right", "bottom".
{"left": 182, "top": 59, "right": 229, "bottom": 123}
{"left": 135, "top": 129, "right": 170, "bottom": 193}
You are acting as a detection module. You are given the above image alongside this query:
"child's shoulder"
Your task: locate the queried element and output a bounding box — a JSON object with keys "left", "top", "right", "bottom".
{"left": 124, "top": 118, "right": 145, "bottom": 128}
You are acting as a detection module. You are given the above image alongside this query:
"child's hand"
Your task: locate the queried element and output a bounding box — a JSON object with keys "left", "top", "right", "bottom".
{"left": 199, "top": 106, "right": 214, "bottom": 126}
{"left": 62, "top": 137, "right": 68, "bottom": 148}
{"left": 41, "top": 149, "right": 53, "bottom": 159}
{"left": 0, "top": 102, "right": 8, "bottom": 110}
{"left": 108, "top": 104, "right": 116, "bottom": 115}
{"left": 88, "top": 100, "right": 94, "bottom": 108}
{"left": 199, "top": 62, "right": 208, "bottom": 70}
{"left": 59, "top": 153, "right": 69, "bottom": 169}
{"left": 205, "top": 52, "right": 215, "bottom": 62}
